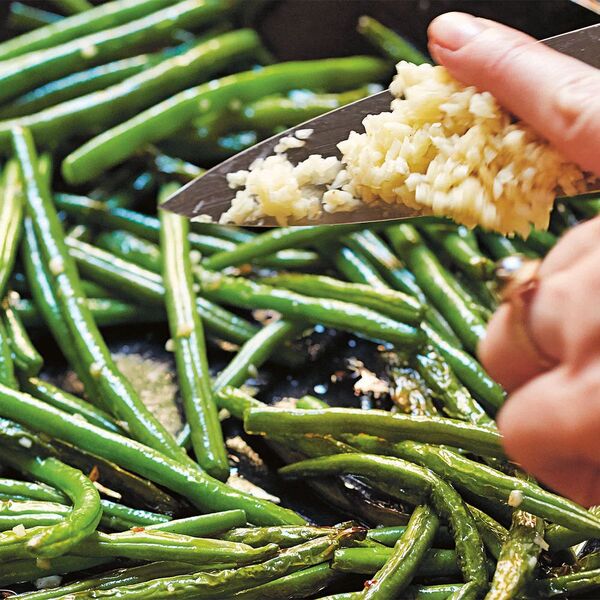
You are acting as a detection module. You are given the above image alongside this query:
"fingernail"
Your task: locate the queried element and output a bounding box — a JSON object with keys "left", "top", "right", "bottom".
{"left": 430, "top": 12, "right": 489, "bottom": 51}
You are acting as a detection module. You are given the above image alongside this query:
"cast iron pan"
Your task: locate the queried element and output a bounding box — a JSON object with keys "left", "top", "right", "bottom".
{"left": 0, "top": 0, "right": 597, "bottom": 592}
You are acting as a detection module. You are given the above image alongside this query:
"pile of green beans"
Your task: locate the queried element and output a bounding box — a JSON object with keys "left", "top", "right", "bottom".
{"left": 0, "top": 4, "right": 598, "bottom": 599}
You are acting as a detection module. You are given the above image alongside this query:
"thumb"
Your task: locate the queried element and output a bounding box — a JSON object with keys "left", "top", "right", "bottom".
{"left": 428, "top": 13, "right": 600, "bottom": 175}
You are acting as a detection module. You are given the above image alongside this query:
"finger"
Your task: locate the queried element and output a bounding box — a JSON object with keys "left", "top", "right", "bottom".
{"left": 427, "top": 12, "right": 600, "bottom": 174}
{"left": 480, "top": 242, "right": 600, "bottom": 388}
{"left": 538, "top": 216, "right": 600, "bottom": 277}
{"left": 498, "top": 363, "right": 600, "bottom": 506}
{"left": 478, "top": 303, "right": 550, "bottom": 393}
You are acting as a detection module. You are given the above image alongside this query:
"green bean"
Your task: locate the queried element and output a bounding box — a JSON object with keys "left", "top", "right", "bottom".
{"left": 0, "top": 446, "right": 101, "bottom": 558}
{"left": 13, "top": 127, "right": 185, "bottom": 461}
{"left": 341, "top": 231, "right": 461, "bottom": 346}
{"left": 67, "top": 528, "right": 361, "bottom": 599}
{"left": 386, "top": 224, "right": 487, "bottom": 353}
{"left": 0, "top": 478, "right": 65, "bottom": 503}
{"left": 357, "top": 15, "right": 429, "bottom": 64}
{"left": 0, "top": 0, "right": 174, "bottom": 61}
{"left": 244, "top": 407, "right": 504, "bottom": 458}
{"left": 0, "top": 495, "right": 167, "bottom": 534}
{"left": 280, "top": 454, "right": 487, "bottom": 599}
{"left": 295, "top": 395, "right": 329, "bottom": 410}
{"left": 100, "top": 500, "right": 170, "bottom": 530}
{"left": 476, "top": 231, "right": 535, "bottom": 260}
{"left": 414, "top": 347, "right": 494, "bottom": 426}
{"left": 366, "top": 525, "right": 454, "bottom": 548}
{"left": 545, "top": 506, "right": 600, "bottom": 551}
{"left": 332, "top": 547, "right": 459, "bottom": 578}
{"left": 57, "top": 194, "right": 235, "bottom": 255}
{"left": 96, "top": 230, "right": 164, "bottom": 272}
{"left": 218, "top": 525, "right": 340, "bottom": 548}
{"left": 191, "top": 223, "right": 253, "bottom": 244}
{"left": 328, "top": 243, "right": 388, "bottom": 289}
{"left": 0, "top": 0, "right": 238, "bottom": 105}
{"left": 149, "top": 149, "right": 205, "bottom": 182}
{"left": 231, "top": 563, "right": 340, "bottom": 599}
{"left": 2, "top": 297, "right": 43, "bottom": 376}
{"left": 146, "top": 510, "right": 247, "bottom": 537}
{"left": 61, "top": 56, "right": 389, "bottom": 182}
{"left": 0, "top": 383, "right": 305, "bottom": 526}
{"left": 0, "top": 161, "right": 24, "bottom": 297}
{"left": 215, "top": 386, "right": 262, "bottom": 420}
{"left": 263, "top": 273, "right": 424, "bottom": 325}
{"left": 70, "top": 530, "right": 278, "bottom": 565}
{"left": 21, "top": 214, "right": 82, "bottom": 382}
{"left": 204, "top": 225, "right": 363, "bottom": 271}
{"left": 214, "top": 320, "right": 305, "bottom": 392}
{"left": 422, "top": 323, "right": 505, "bottom": 412}
{"left": 420, "top": 223, "right": 496, "bottom": 280}
{"left": 319, "top": 584, "right": 465, "bottom": 600}
{"left": 467, "top": 505, "right": 508, "bottom": 561}
{"left": 159, "top": 182, "right": 229, "bottom": 480}
{"left": 526, "top": 229, "right": 558, "bottom": 255}
{"left": 7, "top": 3, "right": 62, "bottom": 32}
{"left": 0, "top": 556, "right": 108, "bottom": 588}
{"left": 346, "top": 436, "right": 600, "bottom": 536}
{"left": 524, "top": 567, "right": 600, "bottom": 598}
{"left": 364, "top": 505, "right": 440, "bottom": 600}
{"left": 194, "top": 267, "right": 423, "bottom": 348}
{"left": 486, "top": 510, "right": 543, "bottom": 600}
{"left": 0, "top": 54, "right": 154, "bottom": 119}
{"left": 10, "top": 561, "right": 196, "bottom": 598}
{"left": 15, "top": 295, "right": 165, "bottom": 329}
{"left": 178, "top": 318, "right": 305, "bottom": 447}
{"left": 20, "top": 376, "right": 123, "bottom": 435}
{"left": 66, "top": 237, "right": 259, "bottom": 344}
{"left": 49, "top": 0, "right": 94, "bottom": 16}
{"left": 60, "top": 195, "right": 319, "bottom": 269}
{"left": 237, "top": 86, "right": 379, "bottom": 131}
{"left": 0, "top": 513, "right": 64, "bottom": 530}
{"left": 0, "top": 317, "right": 17, "bottom": 388}
{"left": 0, "top": 28, "right": 263, "bottom": 153}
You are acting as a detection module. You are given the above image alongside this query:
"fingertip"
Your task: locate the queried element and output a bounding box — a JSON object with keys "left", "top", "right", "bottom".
{"left": 427, "top": 12, "right": 488, "bottom": 52}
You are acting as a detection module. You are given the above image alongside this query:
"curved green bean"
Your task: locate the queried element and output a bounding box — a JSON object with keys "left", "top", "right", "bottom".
{"left": 0, "top": 383, "right": 305, "bottom": 526}
{"left": 0, "top": 446, "right": 101, "bottom": 559}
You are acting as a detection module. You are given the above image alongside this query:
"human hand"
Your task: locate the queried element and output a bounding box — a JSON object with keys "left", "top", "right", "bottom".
{"left": 428, "top": 12, "right": 600, "bottom": 505}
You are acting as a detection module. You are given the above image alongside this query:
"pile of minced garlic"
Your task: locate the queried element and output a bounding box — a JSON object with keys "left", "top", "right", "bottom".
{"left": 220, "top": 61, "right": 587, "bottom": 235}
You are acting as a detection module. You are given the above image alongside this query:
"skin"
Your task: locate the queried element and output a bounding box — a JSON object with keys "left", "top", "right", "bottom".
{"left": 428, "top": 12, "right": 600, "bottom": 505}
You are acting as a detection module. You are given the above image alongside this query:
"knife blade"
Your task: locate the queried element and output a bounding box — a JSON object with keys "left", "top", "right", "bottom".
{"left": 163, "top": 23, "right": 600, "bottom": 224}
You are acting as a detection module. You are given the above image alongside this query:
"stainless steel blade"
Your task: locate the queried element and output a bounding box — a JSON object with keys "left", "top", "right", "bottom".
{"left": 163, "top": 23, "right": 600, "bottom": 224}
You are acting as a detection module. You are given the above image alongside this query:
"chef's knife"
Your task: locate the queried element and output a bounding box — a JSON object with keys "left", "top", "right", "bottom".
{"left": 162, "top": 23, "right": 600, "bottom": 225}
